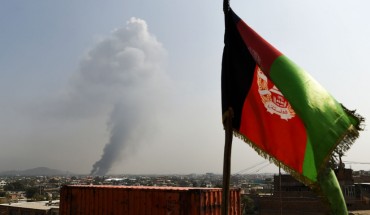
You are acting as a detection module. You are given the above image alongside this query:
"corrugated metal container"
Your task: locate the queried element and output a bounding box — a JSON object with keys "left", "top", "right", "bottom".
{"left": 60, "top": 185, "right": 240, "bottom": 215}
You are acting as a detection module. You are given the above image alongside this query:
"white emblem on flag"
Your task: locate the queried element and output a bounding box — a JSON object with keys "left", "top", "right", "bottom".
{"left": 256, "top": 67, "right": 296, "bottom": 120}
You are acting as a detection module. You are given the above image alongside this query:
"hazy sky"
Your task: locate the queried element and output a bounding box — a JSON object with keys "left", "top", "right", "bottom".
{"left": 1, "top": 0, "right": 369, "bottom": 175}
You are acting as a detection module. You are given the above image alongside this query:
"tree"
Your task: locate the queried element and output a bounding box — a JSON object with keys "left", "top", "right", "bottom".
{"left": 26, "top": 187, "right": 47, "bottom": 201}
{"left": 93, "top": 176, "right": 104, "bottom": 185}
{"left": 25, "top": 187, "right": 39, "bottom": 199}
{"left": 4, "top": 181, "right": 25, "bottom": 191}
{"left": 241, "top": 195, "right": 256, "bottom": 215}
{"left": 48, "top": 178, "right": 59, "bottom": 184}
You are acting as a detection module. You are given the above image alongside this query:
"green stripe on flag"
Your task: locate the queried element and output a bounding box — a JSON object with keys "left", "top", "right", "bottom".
{"left": 269, "top": 55, "right": 354, "bottom": 181}
{"left": 302, "top": 137, "right": 317, "bottom": 181}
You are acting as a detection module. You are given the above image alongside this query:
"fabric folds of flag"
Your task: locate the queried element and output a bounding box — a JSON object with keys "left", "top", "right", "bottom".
{"left": 221, "top": 8, "right": 363, "bottom": 214}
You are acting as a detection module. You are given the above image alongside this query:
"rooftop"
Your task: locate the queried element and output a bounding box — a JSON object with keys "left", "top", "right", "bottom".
{"left": 0, "top": 200, "right": 59, "bottom": 211}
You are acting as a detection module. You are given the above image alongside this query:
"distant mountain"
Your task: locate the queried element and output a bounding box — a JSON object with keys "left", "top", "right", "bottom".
{"left": 0, "top": 167, "right": 72, "bottom": 176}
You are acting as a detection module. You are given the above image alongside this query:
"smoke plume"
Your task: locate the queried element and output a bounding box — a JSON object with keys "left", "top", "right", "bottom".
{"left": 72, "top": 17, "right": 170, "bottom": 175}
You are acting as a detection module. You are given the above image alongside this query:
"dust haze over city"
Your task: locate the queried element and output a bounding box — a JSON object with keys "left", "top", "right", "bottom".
{"left": 1, "top": 1, "right": 370, "bottom": 175}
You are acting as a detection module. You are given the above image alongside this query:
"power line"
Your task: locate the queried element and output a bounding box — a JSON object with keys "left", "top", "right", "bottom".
{"left": 233, "top": 161, "right": 270, "bottom": 175}
{"left": 255, "top": 163, "right": 271, "bottom": 173}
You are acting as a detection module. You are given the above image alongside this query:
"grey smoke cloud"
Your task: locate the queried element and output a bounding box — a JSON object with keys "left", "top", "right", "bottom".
{"left": 88, "top": 18, "right": 169, "bottom": 175}
{"left": 59, "top": 17, "right": 169, "bottom": 175}
{"left": 57, "top": 17, "right": 169, "bottom": 119}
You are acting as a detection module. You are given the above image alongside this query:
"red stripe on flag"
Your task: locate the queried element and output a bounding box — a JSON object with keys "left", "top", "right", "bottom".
{"left": 239, "top": 66, "right": 307, "bottom": 173}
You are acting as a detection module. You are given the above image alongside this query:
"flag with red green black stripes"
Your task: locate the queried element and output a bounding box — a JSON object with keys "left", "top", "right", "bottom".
{"left": 221, "top": 8, "right": 364, "bottom": 214}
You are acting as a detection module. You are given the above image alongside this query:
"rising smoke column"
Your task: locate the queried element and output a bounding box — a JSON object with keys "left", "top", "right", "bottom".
{"left": 75, "top": 17, "right": 170, "bottom": 175}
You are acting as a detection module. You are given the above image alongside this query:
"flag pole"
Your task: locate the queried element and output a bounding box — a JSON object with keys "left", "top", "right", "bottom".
{"left": 279, "top": 163, "right": 282, "bottom": 215}
{"left": 222, "top": 2, "right": 231, "bottom": 215}
{"left": 221, "top": 107, "right": 233, "bottom": 215}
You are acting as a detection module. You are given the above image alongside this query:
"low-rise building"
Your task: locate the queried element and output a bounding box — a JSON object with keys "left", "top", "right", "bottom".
{"left": 253, "top": 165, "right": 370, "bottom": 214}
{"left": 0, "top": 201, "right": 59, "bottom": 215}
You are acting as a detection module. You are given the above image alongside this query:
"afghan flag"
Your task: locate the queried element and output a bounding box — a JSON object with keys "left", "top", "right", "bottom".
{"left": 221, "top": 8, "right": 363, "bottom": 214}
